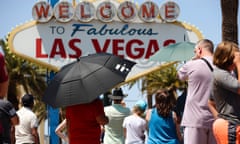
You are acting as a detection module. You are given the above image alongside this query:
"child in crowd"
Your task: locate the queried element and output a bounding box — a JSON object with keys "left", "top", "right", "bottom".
{"left": 123, "top": 100, "right": 147, "bottom": 144}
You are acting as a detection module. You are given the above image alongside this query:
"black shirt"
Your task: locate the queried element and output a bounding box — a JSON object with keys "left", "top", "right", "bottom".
{"left": 0, "top": 100, "right": 17, "bottom": 143}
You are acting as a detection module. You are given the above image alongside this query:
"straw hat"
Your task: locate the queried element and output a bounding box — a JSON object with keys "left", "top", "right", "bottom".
{"left": 108, "top": 88, "right": 127, "bottom": 100}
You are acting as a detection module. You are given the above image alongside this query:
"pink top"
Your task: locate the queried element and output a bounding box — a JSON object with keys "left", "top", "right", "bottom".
{"left": 177, "top": 57, "right": 215, "bottom": 128}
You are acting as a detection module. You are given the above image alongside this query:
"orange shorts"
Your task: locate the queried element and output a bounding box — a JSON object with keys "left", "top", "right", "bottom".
{"left": 213, "top": 118, "right": 240, "bottom": 144}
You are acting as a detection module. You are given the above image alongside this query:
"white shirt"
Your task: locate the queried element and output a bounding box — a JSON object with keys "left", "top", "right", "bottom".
{"left": 122, "top": 114, "right": 147, "bottom": 144}
{"left": 15, "top": 107, "right": 38, "bottom": 144}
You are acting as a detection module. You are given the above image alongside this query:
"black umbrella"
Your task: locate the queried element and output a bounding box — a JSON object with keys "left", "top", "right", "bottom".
{"left": 43, "top": 53, "right": 136, "bottom": 108}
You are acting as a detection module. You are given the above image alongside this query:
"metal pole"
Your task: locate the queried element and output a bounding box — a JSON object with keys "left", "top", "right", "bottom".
{"left": 47, "top": 70, "right": 59, "bottom": 144}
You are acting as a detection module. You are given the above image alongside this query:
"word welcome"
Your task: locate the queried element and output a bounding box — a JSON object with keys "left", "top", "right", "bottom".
{"left": 32, "top": 0, "right": 180, "bottom": 23}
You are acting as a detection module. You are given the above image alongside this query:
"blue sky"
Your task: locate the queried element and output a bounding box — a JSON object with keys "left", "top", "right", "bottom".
{"left": 0, "top": 0, "right": 239, "bottom": 108}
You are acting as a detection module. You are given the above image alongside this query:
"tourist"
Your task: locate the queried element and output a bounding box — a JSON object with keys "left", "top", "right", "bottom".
{"left": 104, "top": 88, "right": 131, "bottom": 144}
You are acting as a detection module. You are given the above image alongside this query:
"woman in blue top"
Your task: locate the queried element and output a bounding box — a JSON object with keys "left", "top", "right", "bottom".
{"left": 146, "top": 89, "right": 182, "bottom": 144}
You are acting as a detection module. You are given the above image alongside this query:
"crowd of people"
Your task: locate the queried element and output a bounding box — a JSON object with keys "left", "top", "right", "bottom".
{"left": 1, "top": 39, "right": 240, "bottom": 144}
{"left": 55, "top": 39, "right": 240, "bottom": 144}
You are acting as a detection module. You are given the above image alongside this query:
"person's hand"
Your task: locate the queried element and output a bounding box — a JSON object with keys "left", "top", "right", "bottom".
{"left": 233, "top": 51, "right": 240, "bottom": 68}
{"left": 191, "top": 56, "right": 200, "bottom": 60}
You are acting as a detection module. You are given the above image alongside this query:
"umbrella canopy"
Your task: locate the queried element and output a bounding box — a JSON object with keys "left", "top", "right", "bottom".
{"left": 43, "top": 53, "right": 136, "bottom": 108}
{"left": 149, "top": 42, "right": 196, "bottom": 62}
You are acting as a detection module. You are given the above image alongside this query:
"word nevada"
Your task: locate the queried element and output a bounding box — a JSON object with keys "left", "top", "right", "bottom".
{"left": 32, "top": 0, "right": 180, "bottom": 23}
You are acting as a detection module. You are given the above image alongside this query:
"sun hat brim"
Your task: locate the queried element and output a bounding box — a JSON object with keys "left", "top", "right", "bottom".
{"left": 108, "top": 94, "right": 128, "bottom": 100}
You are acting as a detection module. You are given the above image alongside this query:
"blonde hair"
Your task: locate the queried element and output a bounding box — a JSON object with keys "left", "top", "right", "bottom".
{"left": 213, "top": 41, "right": 239, "bottom": 70}
{"left": 132, "top": 105, "right": 145, "bottom": 116}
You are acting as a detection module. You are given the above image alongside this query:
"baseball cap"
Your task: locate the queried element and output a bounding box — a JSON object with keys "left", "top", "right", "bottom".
{"left": 135, "top": 100, "right": 147, "bottom": 111}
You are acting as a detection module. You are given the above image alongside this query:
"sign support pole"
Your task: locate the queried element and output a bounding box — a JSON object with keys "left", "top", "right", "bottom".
{"left": 46, "top": 2, "right": 59, "bottom": 144}
{"left": 47, "top": 70, "right": 59, "bottom": 144}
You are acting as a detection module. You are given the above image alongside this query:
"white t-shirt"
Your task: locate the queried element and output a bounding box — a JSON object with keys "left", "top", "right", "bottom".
{"left": 15, "top": 107, "right": 38, "bottom": 144}
{"left": 122, "top": 114, "right": 147, "bottom": 144}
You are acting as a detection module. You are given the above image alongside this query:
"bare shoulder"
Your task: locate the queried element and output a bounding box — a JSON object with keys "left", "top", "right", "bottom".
{"left": 145, "top": 109, "right": 152, "bottom": 121}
